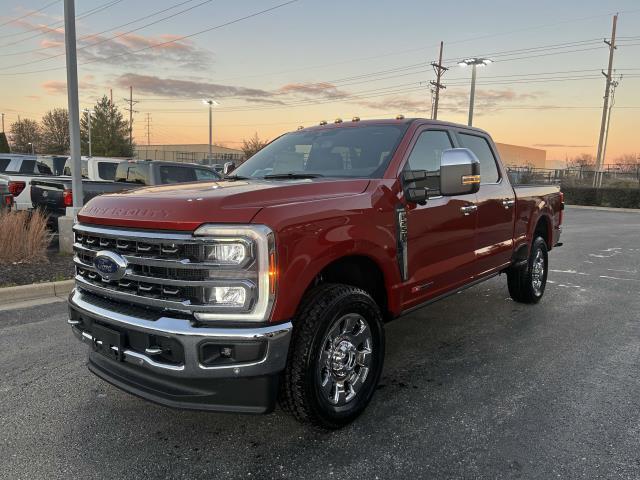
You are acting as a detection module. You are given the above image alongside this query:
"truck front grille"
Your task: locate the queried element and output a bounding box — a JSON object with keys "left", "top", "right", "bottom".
{"left": 72, "top": 224, "right": 256, "bottom": 314}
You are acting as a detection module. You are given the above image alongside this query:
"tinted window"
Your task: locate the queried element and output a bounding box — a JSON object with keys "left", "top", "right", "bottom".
{"left": 233, "top": 125, "right": 408, "bottom": 179}
{"left": 18, "top": 160, "right": 36, "bottom": 174}
{"left": 405, "top": 130, "right": 452, "bottom": 172}
{"left": 457, "top": 133, "right": 500, "bottom": 183}
{"left": 158, "top": 166, "right": 196, "bottom": 184}
{"left": 0, "top": 159, "right": 10, "bottom": 172}
{"left": 97, "top": 162, "right": 118, "bottom": 181}
{"left": 37, "top": 157, "right": 67, "bottom": 175}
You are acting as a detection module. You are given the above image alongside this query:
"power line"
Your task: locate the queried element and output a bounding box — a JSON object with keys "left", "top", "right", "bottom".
{"left": 0, "top": 0, "right": 60, "bottom": 28}
{"left": 0, "top": 0, "right": 126, "bottom": 44}
{"left": 0, "top": 0, "right": 301, "bottom": 76}
{"left": 1, "top": 0, "right": 215, "bottom": 69}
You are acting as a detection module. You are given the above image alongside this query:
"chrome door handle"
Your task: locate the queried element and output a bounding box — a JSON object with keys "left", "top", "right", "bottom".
{"left": 460, "top": 205, "right": 478, "bottom": 216}
{"left": 502, "top": 199, "right": 515, "bottom": 209}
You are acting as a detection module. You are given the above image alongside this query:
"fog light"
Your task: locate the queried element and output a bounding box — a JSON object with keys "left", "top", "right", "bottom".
{"left": 206, "top": 243, "right": 246, "bottom": 264}
{"left": 209, "top": 286, "right": 246, "bottom": 306}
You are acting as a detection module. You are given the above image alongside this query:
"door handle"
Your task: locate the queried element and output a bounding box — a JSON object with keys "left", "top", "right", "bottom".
{"left": 460, "top": 205, "right": 478, "bottom": 216}
{"left": 502, "top": 199, "right": 516, "bottom": 209}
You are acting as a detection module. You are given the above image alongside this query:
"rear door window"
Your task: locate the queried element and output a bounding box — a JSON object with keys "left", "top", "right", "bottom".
{"left": 18, "top": 160, "right": 37, "bottom": 174}
{"left": 0, "top": 159, "right": 10, "bottom": 172}
{"left": 457, "top": 133, "right": 500, "bottom": 183}
{"left": 97, "top": 162, "right": 118, "bottom": 181}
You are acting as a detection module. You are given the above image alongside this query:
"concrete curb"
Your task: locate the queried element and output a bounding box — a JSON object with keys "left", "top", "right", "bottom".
{"left": 566, "top": 204, "right": 640, "bottom": 213}
{"left": 0, "top": 279, "right": 74, "bottom": 306}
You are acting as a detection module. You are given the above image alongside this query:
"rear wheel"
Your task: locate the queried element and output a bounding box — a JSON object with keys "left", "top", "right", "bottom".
{"left": 507, "top": 236, "right": 548, "bottom": 304}
{"left": 279, "top": 283, "right": 385, "bottom": 429}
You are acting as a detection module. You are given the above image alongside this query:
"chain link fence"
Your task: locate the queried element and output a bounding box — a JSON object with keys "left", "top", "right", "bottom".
{"left": 133, "top": 149, "right": 245, "bottom": 167}
{"left": 507, "top": 165, "right": 640, "bottom": 189}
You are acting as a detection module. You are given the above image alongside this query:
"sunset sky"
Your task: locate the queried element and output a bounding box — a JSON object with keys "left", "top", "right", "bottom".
{"left": 1, "top": 0, "right": 639, "bottom": 164}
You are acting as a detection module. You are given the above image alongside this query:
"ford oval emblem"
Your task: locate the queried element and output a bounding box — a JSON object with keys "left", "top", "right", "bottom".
{"left": 93, "top": 250, "right": 128, "bottom": 281}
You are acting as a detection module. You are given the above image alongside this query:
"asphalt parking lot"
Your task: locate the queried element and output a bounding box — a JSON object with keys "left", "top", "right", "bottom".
{"left": 1, "top": 206, "right": 639, "bottom": 479}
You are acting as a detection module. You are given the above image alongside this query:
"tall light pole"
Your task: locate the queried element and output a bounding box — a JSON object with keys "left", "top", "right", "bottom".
{"left": 458, "top": 57, "right": 492, "bottom": 126}
{"left": 202, "top": 99, "right": 219, "bottom": 163}
{"left": 64, "top": 0, "right": 83, "bottom": 212}
{"left": 83, "top": 109, "right": 94, "bottom": 157}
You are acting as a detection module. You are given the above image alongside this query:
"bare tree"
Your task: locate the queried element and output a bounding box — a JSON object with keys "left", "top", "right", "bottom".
{"left": 40, "top": 108, "right": 70, "bottom": 154}
{"left": 614, "top": 153, "right": 640, "bottom": 165}
{"left": 241, "top": 132, "right": 269, "bottom": 159}
{"left": 567, "top": 153, "right": 595, "bottom": 169}
{"left": 9, "top": 118, "right": 40, "bottom": 153}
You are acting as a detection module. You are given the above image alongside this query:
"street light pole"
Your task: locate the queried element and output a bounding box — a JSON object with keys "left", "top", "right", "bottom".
{"left": 64, "top": 0, "right": 83, "bottom": 212}
{"left": 202, "top": 99, "right": 218, "bottom": 164}
{"left": 458, "top": 57, "right": 492, "bottom": 126}
{"left": 83, "top": 109, "right": 94, "bottom": 157}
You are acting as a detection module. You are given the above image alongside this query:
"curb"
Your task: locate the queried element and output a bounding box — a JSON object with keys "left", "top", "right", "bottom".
{"left": 0, "top": 279, "right": 74, "bottom": 306}
{"left": 566, "top": 204, "right": 640, "bottom": 213}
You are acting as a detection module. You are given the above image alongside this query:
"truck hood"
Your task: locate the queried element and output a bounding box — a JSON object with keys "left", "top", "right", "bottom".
{"left": 78, "top": 178, "right": 370, "bottom": 231}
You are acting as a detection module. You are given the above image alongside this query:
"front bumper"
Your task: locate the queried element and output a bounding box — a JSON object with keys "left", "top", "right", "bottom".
{"left": 68, "top": 289, "right": 292, "bottom": 413}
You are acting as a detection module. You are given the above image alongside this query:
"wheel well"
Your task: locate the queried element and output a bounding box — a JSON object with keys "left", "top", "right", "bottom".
{"left": 311, "top": 256, "right": 389, "bottom": 318}
{"left": 534, "top": 215, "right": 550, "bottom": 248}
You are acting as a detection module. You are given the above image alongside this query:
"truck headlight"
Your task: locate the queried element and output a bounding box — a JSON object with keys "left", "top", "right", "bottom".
{"left": 205, "top": 242, "right": 247, "bottom": 265}
{"left": 208, "top": 286, "right": 247, "bottom": 306}
{"left": 193, "top": 225, "right": 276, "bottom": 322}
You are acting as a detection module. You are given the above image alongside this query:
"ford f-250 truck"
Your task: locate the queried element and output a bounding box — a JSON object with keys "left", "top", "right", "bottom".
{"left": 67, "top": 118, "right": 563, "bottom": 428}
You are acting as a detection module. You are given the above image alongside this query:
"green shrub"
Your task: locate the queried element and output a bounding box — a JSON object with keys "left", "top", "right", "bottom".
{"left": 561, "top": 186, "right": 640, "bottom": 209}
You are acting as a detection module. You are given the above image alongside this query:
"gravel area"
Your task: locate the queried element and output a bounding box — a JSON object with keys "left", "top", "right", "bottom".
{"left": 0, "top": 251, "right": 74, "bottom": 287}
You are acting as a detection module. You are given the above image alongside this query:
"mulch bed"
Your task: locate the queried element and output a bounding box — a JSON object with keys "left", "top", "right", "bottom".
{"left": 0, "top": 251, "right": 75, "bottom": 288}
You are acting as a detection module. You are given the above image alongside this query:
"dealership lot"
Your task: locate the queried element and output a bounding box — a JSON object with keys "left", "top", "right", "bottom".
{"left": 1, "top": 207, "right": 639, "bottom": 479}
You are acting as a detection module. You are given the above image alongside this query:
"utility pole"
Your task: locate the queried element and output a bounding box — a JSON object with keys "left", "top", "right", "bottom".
{"left": 1, "top": 113, "right": 4, "bottom": 133}
{"left": 430, "top": 41, "right": 448, "bottom": 120}
{"left": 594, "top": 13, "right": 618, "bottom": 187}
{"left": 146, "top": 113, "right": 151, "bottom": 146}
{"left": 122, "top": 86, "right": 138, "bottom": 150}
{"left": 64, "top": 0, "right": 83, "bottom": 211}
{"left": 602, "top": 75, "right": 622, "bottom": 169}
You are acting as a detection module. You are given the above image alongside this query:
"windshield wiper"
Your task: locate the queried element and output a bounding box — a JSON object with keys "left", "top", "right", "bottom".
{"left": 263, "top": 173, "right": 324, "bottom": 179}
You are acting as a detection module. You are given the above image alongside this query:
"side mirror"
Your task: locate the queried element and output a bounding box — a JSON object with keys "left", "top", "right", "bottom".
{"left": 402, "top": 170, "right": 429, "bottom": 205}
{"left": 440, "top": 148, "right": 481, "bottom": 196}
{"left": 223, "top": 162, "right": 236, "bottom": 175}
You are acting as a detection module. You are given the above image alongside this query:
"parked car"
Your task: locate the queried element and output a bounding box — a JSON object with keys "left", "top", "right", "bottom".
{"left": 62, "top": 156, "right": 129, "bottom": 181}
{"left": 32, "top": 160, "right": 221, "bottom": 229}
{"left": 67, "top": 118, "right": 563, "bottom": 428}
{"left": 0, "top": 179, "right": 14, "bottom": 212}
{"left": 113, "top": 159, "right": 220, "bottom": 185}
{"left": 0, "top": 154, "right": 69, "bottom": 210}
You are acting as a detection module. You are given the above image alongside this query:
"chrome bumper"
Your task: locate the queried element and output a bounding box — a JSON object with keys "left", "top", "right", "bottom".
{"left": 68, "top": 288, "right": 292, "bottom": 379}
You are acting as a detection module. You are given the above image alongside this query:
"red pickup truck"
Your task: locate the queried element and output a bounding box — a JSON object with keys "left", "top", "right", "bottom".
{"left": 68, "top": 118, "right": 563, "bottom": 428}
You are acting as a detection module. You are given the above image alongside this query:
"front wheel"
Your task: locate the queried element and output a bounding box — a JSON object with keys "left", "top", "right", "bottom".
{"left": 279, "top": 283, "right": 385, "bottom": 429}
{"left": 507, "top": 236, "right": 548, "bottom": 304}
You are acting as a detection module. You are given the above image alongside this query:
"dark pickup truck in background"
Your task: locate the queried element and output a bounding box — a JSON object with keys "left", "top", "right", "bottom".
{"left": 32, "top": 160, "right": 220, "bottom": 228}
{"left": 67, "top": 118, "right": 563, "bottom": 429}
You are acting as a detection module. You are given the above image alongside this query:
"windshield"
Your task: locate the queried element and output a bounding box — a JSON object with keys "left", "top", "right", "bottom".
{"left": 232, "top": 124, "right": 408, "bottom": 179}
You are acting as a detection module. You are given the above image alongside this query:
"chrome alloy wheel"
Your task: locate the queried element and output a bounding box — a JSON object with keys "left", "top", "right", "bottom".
{"left": 317, "top": 313, "right": 373, "bottom": 406}
{"left": 531, "top": 248, "right": 546, "bottom": 295}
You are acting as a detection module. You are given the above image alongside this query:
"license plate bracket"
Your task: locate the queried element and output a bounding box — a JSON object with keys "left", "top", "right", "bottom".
{"left": 91, "top": 323, "right": 125, "bottom": 362}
